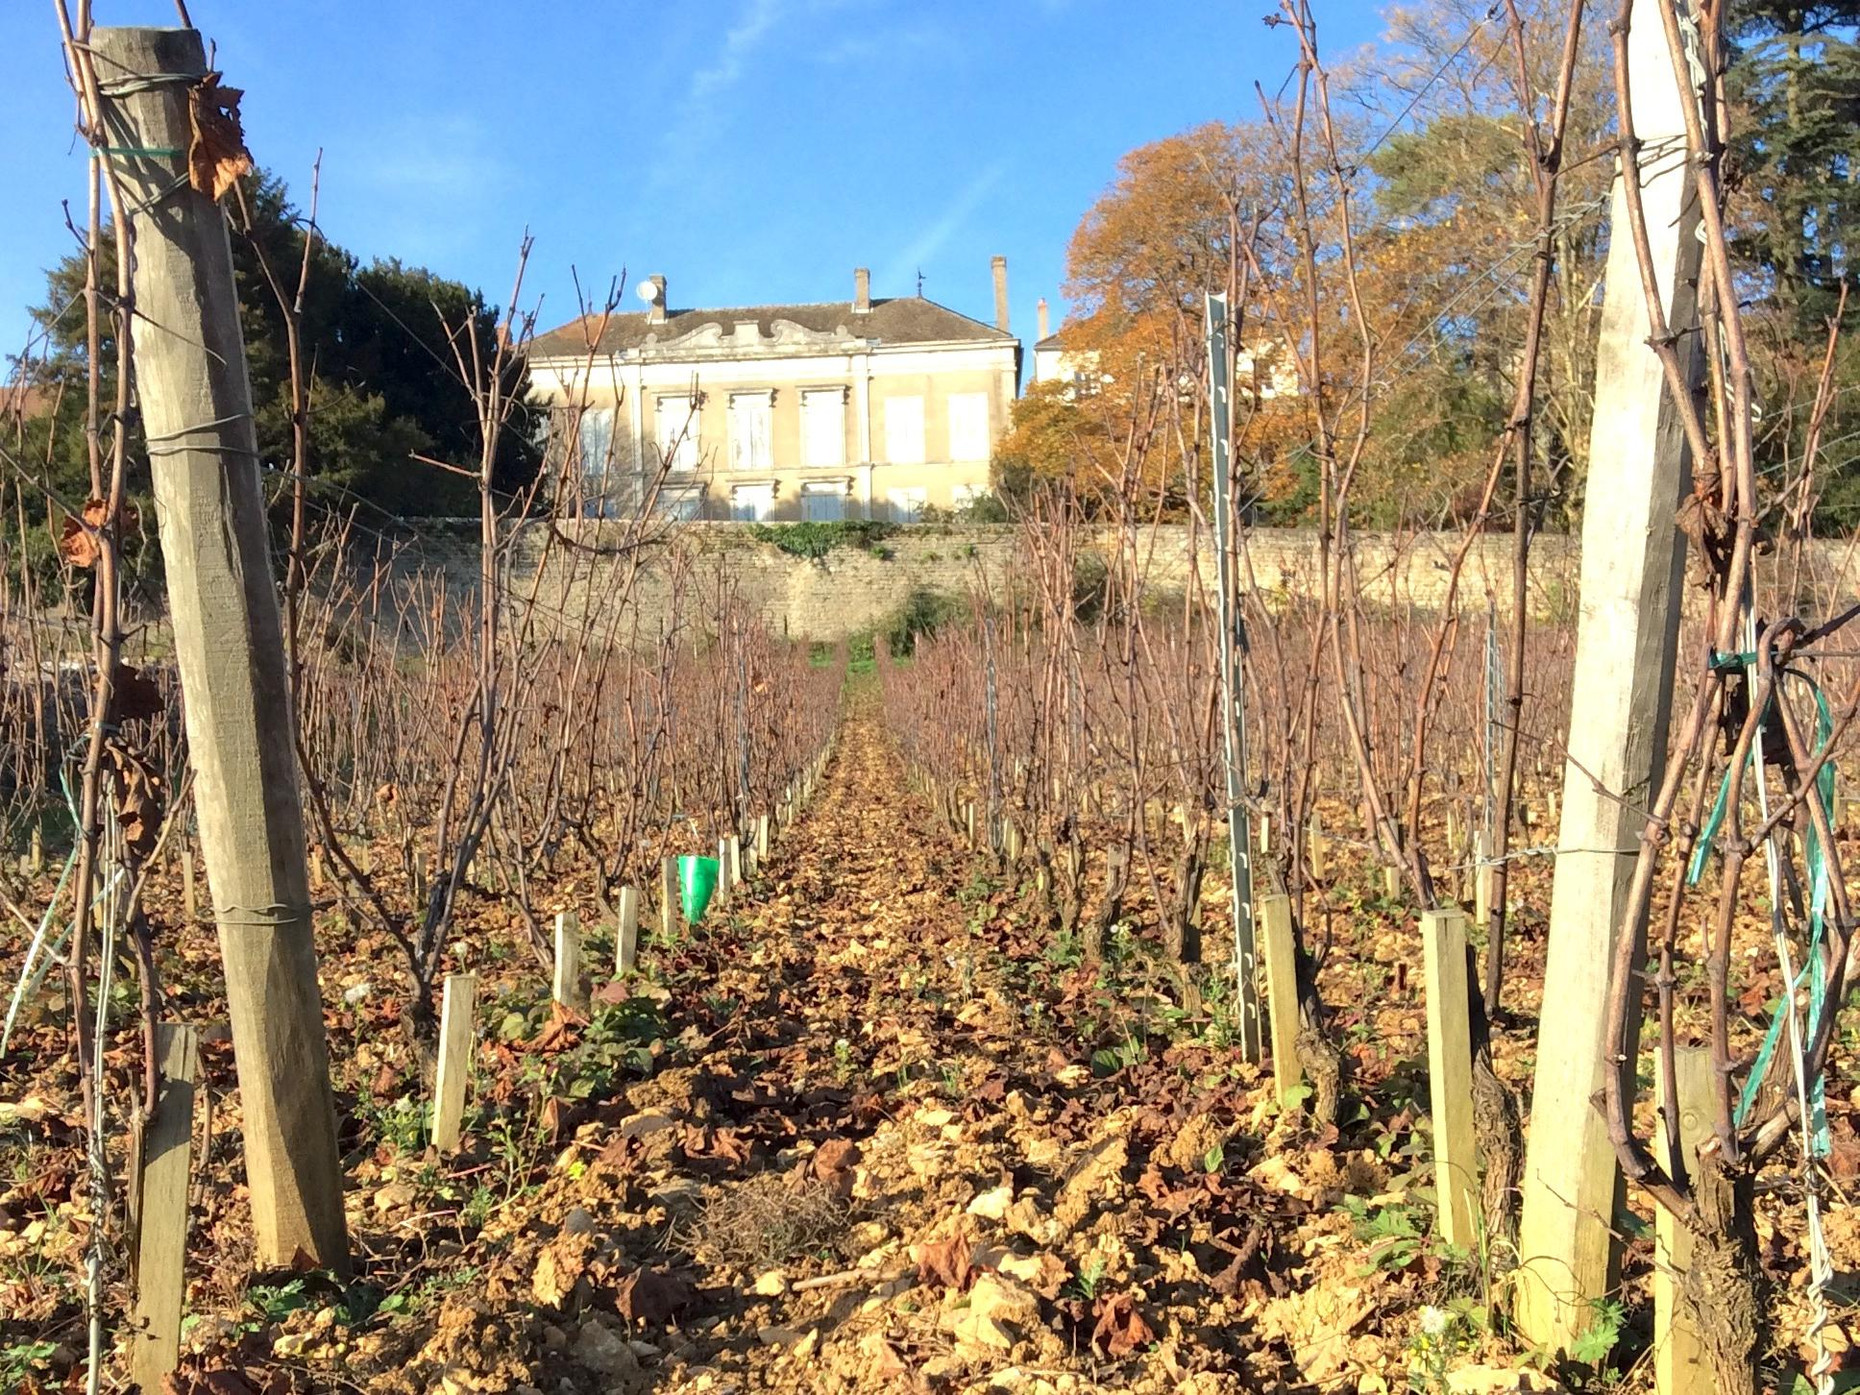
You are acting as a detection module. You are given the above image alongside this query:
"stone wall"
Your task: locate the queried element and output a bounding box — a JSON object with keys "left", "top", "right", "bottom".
{"left": 367, "top": 521, "right": 1600, "bottom": 642}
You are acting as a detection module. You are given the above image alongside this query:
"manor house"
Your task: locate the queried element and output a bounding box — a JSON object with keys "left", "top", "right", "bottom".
{"left": 526, "top": 262, "right": 1022, "bottom": 522}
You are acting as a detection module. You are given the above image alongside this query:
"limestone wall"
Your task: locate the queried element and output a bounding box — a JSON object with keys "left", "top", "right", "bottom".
{"left": 361, "top": 521, "right": 1607, "bottom": 642}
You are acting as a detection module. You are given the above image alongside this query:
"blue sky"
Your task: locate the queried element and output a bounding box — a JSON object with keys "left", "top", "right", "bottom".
{"left": 1, "top": 0, "right": 1386, "bottom": 366}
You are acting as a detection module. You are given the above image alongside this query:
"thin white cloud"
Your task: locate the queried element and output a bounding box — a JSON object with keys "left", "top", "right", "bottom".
{"left": 813, "top": 23, "right": 949, "bottom": 66}
{"left": 650, "top": 0, "right": 786, "bottom": 191}
{"left": 882, "top": 161, "right": 1009, "bottom": 291}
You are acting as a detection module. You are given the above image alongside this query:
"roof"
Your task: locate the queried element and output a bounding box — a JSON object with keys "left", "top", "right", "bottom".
{"left": 529, "top": 295, "right": 1015, "bottom": 360}
{"left": 1035, "top": 333, "right": 1067, "bottom": 352}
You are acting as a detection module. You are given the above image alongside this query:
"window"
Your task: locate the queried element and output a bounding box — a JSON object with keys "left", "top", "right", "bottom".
{"left": 657, "top": 489, "right": 703, "bottom": 521}
{"left": 887, "top": 487, "right": 927, "bottom": 523}
{"left": 801, "top": 483, "right": 845, "bottom": 521}
{"left": 947, "top": 393, "right": 989, "bottom": 461}
{"left": 656, "top": 395, "right": 699, "bottom": 473}
{"left": 884, "top": 395, "right": 924, "bottom": 464}
{"left": 730, "top": 483, "right": 773, "bottom": 522}
{"left": 729, "top": 391, "right": 773, "bottom": 472}
{"left": 801, "top": 388, "right": 846, "bottom": 468}
{"left": 576, "top": 407, "right": 616, "bottom": 483}
{"left": 951, "top": 483, "right": 983, "bottom": 513}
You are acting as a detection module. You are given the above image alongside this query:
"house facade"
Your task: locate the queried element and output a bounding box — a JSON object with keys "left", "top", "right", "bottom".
{"left": 526, "top": 263, "right": 1021, "bottom": 522}
{"left": 1030, "top": 302, "right": 1302, "bottom": 402}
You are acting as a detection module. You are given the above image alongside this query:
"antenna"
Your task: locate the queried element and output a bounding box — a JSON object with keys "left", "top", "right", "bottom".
{"left": 916, "top": 268, "right": 925, "bottom": 298}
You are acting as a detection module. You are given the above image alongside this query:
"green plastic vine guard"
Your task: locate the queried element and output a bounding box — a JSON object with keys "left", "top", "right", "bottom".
{"left": 678, "top": 855, "right": 719, "bottom": 925}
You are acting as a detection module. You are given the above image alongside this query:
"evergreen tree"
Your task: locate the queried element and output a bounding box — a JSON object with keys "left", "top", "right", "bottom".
{"left": 1726, "top": 0, "right": 1860, "bottom": 527}
{"left": 10, "top": 169, "right": 538, "bottom": 563}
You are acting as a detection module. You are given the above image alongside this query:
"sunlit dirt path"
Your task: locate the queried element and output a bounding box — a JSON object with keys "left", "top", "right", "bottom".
{"left": 174, "top": 683, "right": 1336, "bottom": 1395}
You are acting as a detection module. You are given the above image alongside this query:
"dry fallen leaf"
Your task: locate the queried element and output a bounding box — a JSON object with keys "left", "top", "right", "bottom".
{"left": 1090, "top": 1290, "right": 1154, "bottom": 1358}
{"left": 917, "top": 1228, "right": 974, "bottom": 1292}
{"left": 613, "top": 1266, "right": 695, "bottom": 1325}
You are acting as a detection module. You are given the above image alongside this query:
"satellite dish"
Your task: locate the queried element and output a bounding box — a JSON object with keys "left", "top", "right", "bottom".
{"left": 637, "top": 281, "right": 660, "bottom": 304}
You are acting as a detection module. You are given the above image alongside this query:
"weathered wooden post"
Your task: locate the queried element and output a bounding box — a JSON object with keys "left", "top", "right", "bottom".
{"left": 756, "top": 813, "right": 771, "bottom": 863}
{"left": 130, "top": 1024, "right": 200, "bottom": 1393}
{"left": 1653, "top": 1047, "right": 1714, "bottom": 1395}
{"left": 1473, "top": 829, "right": 1494, "bottom": 931}
{"left": 1307, "top": 814, "right": 1326, "bottom": 882}
{"left": 660, "top": 854, "right": 679, "bottom": 940}
{"left": 716, "top": 835, "right": 734, "bottom": 905}
{"left": 615, "top": 887, "right": 640, "bottom": 975}
{"left": 95, "top": 25, "right": 347, "bottom": 1272}
{"left": 553, "top": 911, "right": 584, "bottom": 1010}
{"left": 1382, "top": 866, "right": 1400, "bottom": 901}
{"left": 1258, "top": 894, "right": 1303, "bottom": 1108}
{"left": 432, "top": 973, "right": 477, "bottom": 1152}
{"left": 1421, "top": 910, "right": 1478, "bottom": 1248}
{"left": 1516, "top": 0, "right": 1703, "bottom": 1346}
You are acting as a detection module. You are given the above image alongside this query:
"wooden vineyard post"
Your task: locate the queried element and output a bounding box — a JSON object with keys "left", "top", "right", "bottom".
{"left": 615, "top": 887, "right": 640, "bottom": 975}
{"left": 95, "top": 25, "right": 348, "bottom": 1273}
{"left": 1382, "top": 866, "right": 1401, "bottom": 901}
{"left": 716, "top": 835, "right": 733, "bottom": 906}
{"left": 756, "top": 813, "right": 771, "bottom": 863}
{"left": 661, "top": 854, "right": 679, "bottom": 940}
{"left": 1258, "top": 894, "right": 1303, "bottom": 1107}
{"left": 1516, "top": 0, "right": 1703, "bottom": 1347}
{"left": 965, "top": 802, "right": 977, "bottom": 849}
{"left": 1308, "top": 814, "right": 1326, "bottom": 882}
{"left": 553, "top": 911, "right": 584, "bottom": 1011}
{"left": 729, "top": 833, "right": 745, "bottom": 886}
{"left": 432, "top": 973, "right": 477, "bottom": 1153}
{"left": 131, "top": 1023, "right": 200, "bottom": 1395}
{"left": 1421, "top": 910, "right": 1479, "bottom": 1248}
{"left": 1654, "top": 1048, "right": 1714, "bottom": 1395}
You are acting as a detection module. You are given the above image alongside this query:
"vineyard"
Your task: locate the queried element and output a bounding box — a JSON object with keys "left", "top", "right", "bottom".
{"left": 5, "top": 0, "right": 1860, "bottom": 1394}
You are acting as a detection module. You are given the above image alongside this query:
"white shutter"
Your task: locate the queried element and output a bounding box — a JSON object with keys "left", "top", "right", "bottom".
{"left": 577, "top": 407, "right": 615, "bottom": 480}
{"left": 947, "top": 393, "right": 989, "bottom": 461}
{"left": 657, "top": 396, "right": 697, "bottom": 472}
{"left": 752, "top": 395, "right": 771, "bottom": 469}
{"left": 730, "top": 393, "right": 773, "bottom": 471}
{"left": 887, "top": 487, "right": 927, "bottom": 522}
{"left": 802, "top": 389, "right": 845, "bottom": 467}
{"left": 801, "top": 484, "right": 845, "bottom": 521}
{"left": 885, "top": 395, "right": 924, "bottom": 464}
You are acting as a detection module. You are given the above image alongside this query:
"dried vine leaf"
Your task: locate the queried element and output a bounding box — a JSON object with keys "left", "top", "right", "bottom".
{"left": 113, "top": 664, "right": 164, "bottom": 723}
{"left": 188, "top": 73, "right": 252, "bottom": 201}
{"left": 104, "top": 741, "right": 166, "bottom": 861}
{"left": 58, "top": 499, "right": 109, "bottom": 569}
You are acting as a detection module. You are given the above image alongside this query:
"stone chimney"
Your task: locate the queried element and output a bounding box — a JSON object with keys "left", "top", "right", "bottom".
{"left": 643, "top": 274, "right": 667, "bottom": 326}
{"left": 1036, "top": 298, "right": 1050, "bottom": 341}
{"left": 991, "top": 256, "right": 1009, "bottom": 333}
{"left": 853, "top": 267, "right": 871, "bottom": 315}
